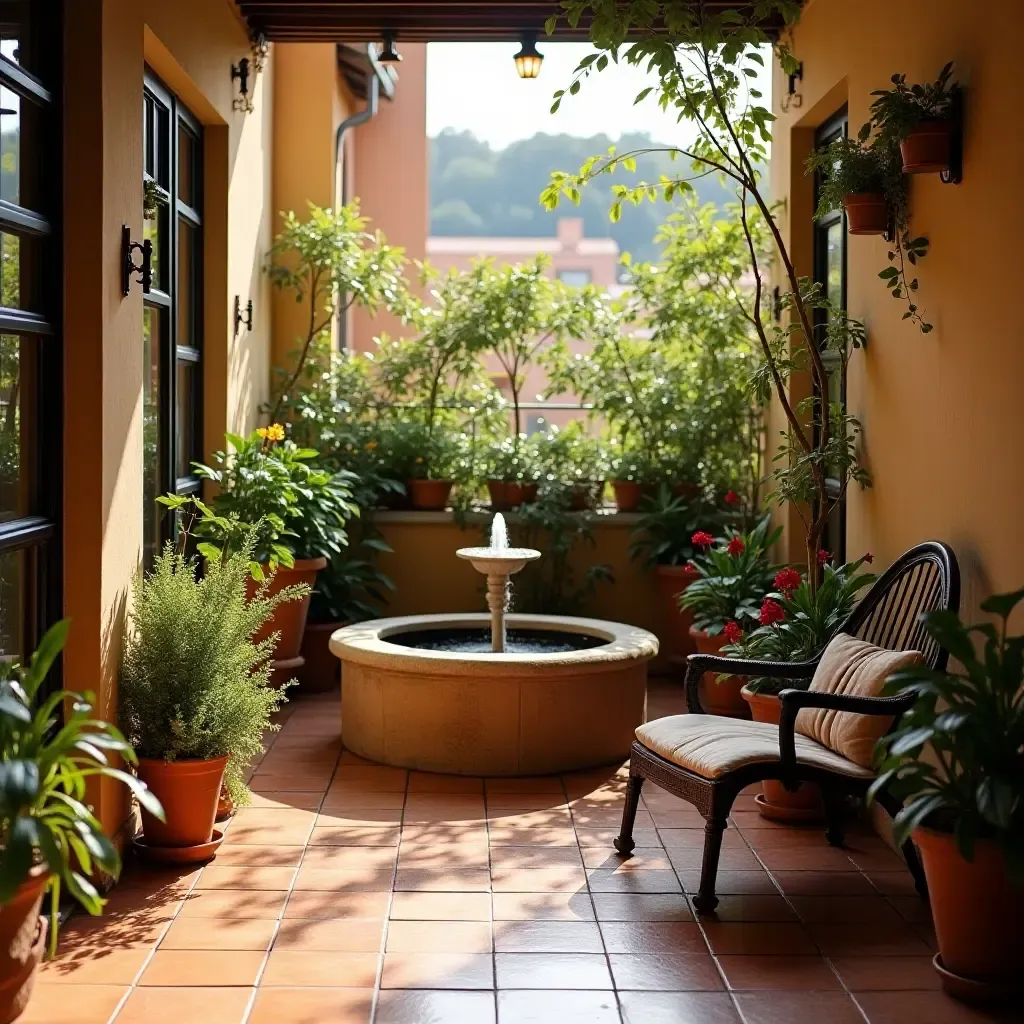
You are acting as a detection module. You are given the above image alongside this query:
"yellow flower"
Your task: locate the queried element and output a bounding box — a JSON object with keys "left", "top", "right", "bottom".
{"left": 266, "top": 423, "right": 286, "bottom": 442}
{"left": 365, "top": 441, "right": 377, "bottom": 451}
{"left": 255, "top": 427, "right": 269, "bottom": 439}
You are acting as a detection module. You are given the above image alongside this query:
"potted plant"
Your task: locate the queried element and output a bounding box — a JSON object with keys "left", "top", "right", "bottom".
{"left": 807, "top": 134, "right": 896, "bottom": 236}
{"left": 406, "top": 427, "right": 470, "bottom": 512}
{"left": 870, "top": 62, "right": 957, "bottom": 174}
{"left": 679, "top": 518, "right": 781, "bottom": 716}
{"left": 0, "top": 620, "right": 163, "bottom": 1018}
{"left": 870, "top": 588, "right": 1024, "bottom": 1002}
{"left": 726, "top": 554, "right": 876, "bottom": 820}
{"left": 536, "top": 425, "right": 608, "bottom": 511}
{"left": 119, "top": 521, "right": 299, "bottom": 860}
{"left": 609, "top": 441, "right": 659, "bottom": 512}
{"left": 484, "top": 435, "right": 539, "bottom": 511}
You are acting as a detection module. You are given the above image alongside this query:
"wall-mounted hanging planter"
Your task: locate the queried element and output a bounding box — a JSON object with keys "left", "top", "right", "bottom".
{"left": 842, "top": 192, "right": 889, "bottom": 235}
{"left": 900, "top": 120, "right": 953, "bottom": 174}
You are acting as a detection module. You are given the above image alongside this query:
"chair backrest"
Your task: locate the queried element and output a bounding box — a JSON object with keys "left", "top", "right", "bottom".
{"left": 844, "top": 541, "right": 960, "bottom": 672}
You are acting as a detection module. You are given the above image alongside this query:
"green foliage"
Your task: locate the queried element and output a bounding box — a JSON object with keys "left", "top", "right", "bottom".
{"left": 483, "top": 434, "right": 540, "bottom": 483}
{"left": 309, "top": 537, "right": 396, "bottom": 625}
{"left": 869, "top": 589, "right": 1024, "bottom": 874}
{"left": 680, "top": 517, "right": 781, "bottom": 634}
{"left": 628, "top": 487, "right": 716, "bottom": 570}
{"left": 534, "top": 423, "right": 609, "bottom": 486}
{"left": 119, "top": 533, "right": 301, "bottom": 804}
{"left": 727, "top": 556, "right": 876, "bottom": 693}
{"left": 0, "top": 621, "right": 164, "bottom": 954}
{"left": 869, "top": 62, "right": 956, "bottom": 147}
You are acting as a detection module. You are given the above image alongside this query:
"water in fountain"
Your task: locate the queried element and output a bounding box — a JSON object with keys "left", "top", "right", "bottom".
{"left": 490, "top": 514, "right": 510, "bottom": 650}
{"left": 490, "top": 512, "right": 510, "bottom": 550}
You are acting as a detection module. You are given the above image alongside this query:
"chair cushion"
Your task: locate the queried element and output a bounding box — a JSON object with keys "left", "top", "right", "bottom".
{"left": 796, "top": 633, "right": 922, "bottom": 768}
{"left": 635, "top": 715, "right": 874, "bottom": 780}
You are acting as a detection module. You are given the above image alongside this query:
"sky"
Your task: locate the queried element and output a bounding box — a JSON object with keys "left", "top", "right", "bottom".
{"left": 425, "top": 42, "right": 772, "bottom": 151}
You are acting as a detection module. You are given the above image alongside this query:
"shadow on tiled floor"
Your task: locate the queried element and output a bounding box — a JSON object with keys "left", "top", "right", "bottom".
{"left": 25, "top": 682, "right": 1019, "bottom": 1023}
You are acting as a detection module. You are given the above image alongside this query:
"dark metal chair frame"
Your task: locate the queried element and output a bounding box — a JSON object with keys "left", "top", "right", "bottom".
{"left": 614, "top": 541, "right": 961, "bottom": 913}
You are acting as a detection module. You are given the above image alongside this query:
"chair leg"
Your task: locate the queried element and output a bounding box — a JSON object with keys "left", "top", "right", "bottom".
{"left": 692, "top": 816, "right": 727, "bottom": 914}
{"left": 903, "top": 837, "right": 929, "bottom": 899}
{"left": 824, "top": 790, "right": 846, "bottom": 848}
{"left": 613, "top": 774, "right": 644, "bottom": 857}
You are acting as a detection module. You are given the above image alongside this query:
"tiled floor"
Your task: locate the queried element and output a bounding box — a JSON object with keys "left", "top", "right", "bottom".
{"left": 27, "top": 683, "right": 1018, "bottom": 1023}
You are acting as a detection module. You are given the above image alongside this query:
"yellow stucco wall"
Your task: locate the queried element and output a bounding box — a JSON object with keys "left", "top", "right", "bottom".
{"left": 771, "top": 0, "right": 1024, "bottom": 619}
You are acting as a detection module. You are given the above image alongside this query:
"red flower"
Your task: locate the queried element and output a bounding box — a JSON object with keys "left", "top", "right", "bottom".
{"left": 683, "top": 560, "right": 701, "bottom": 578}
{"left": 723, "top": 490, "right": 740, "bottom": 506}
{"left": 691, "top": 531, "right": 715, "bottom": 548}
{"left": 773, "top": 567, "right": 802, "bottom": 595}
{"left": 727, "top": 536, "right": 745, "bottom": 556}
{"left": 722, "top": 620, "right": 743, "bottom": 644}
{"left": 817, "top": 549, "right": 831, "bottom": 566}
{"left": 864, "top": 552, "right": 874, "bottom": 564}
{"left": 759, "top": 598, "right": 786, "bottom": 626}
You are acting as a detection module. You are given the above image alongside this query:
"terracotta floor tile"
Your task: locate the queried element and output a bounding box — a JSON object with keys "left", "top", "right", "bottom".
{"left": 195, "top": 866, "right": 296, "bottom": 890}
{"left": 247, "top": 987, "right": 373, "bottom": 1024}
{"left": 177, "top": 889, "right": 287, "bottom": 919}
{"left": 408, "top": 772, "right": 485, "bottom": 794}
{"left": 95, "top": 889, "right": 185, "bottom": 920}
{"left": 320, "top": 791, "right": 407, "bottom": 810}
{"left": 488, "top": 795, "right": 569, "bottom": 811}
{"left": 493, "top": 920, "right": 604, "bottom": 953}
{"left": 378, "top": 990, "right": 497, "bottom": 1022}
{"left": 488, "top": 776, "right": 565, "bottom": 794}
{"left": 704, "top": 895, "right": 796, "bottom": 922}
{"left": 316, "top": 808, "right": 404, "bottom": 827}
{"left": 582, "top": 848, "right": 671, "bottom": 871}
{"left": 261, "top": 950, "right": 380, "bottom": 987}
{"left": 658, "top": 828, "right": 747, "bottom": 850}
{"left": 381, "top": 952, "right": 494, "bottom": 989}
{"left": 283, "top": 890, "right": 390, "bottom": 920}
{"left": 618, "top": 991, "right": 741, "bottom": 1024}
{"left": 770, "top": 871, "right": 876, "bottom": 897}
{"left": 307, "top": 825, "right": 401, "bottom": 847}
{"left": 330, "top": 766, "right": 408, "bottom": 790}
{"left": 700, "top": 922, "right": 816, "bottom": 956}
{"left": 575, "top": 828, "right": 661, "bottom": 848}
{"left": 159, "top": 917, "right": 276, "bottom": 950}
{"left": 274, "top": 917, "right": 385, "bottom": 951}
{"left": 401, "top": 824, "right": 491, "bottom": 845}
{"left": 588, "top": 870, "right": 682, "bottom": 895}
{"left": 19, "top": 983, "right": 127, "bottom": 1024}
{"left": 116, "top": 865, "right": 200, "bottom": 892}
{"left": 667, "top": 848, "right": 762, "bottom": 872}
{"left": 488, "top": 827, "right": 580, "bottom": 847}
{"left": 887, "top": 895, "right": 933, "bottom": 925}
{"left": 398, "top": 845, "right": 490, "bottom": 870}
{"left": 490, "top": 848, "right": 583, "bottom": 871}
{"left": 843, "top": 846, "right": 908, "bottom": 873}
{"left": 213, "top": 844, "right": 306, "bottom": 867}
{"left": 39, "top": 945, "right": 152, "bottom": 985}
{"left": 573, "top": 809, "right": 655, "bottom": 829}
{"left": 223, "top": 823, "right": 313, "bottom": 846}
{"left": 492, "top": 866, "right": 587, "bottom": 892}
{"left": 755, "top": 846, "right": 860, "bottom": 872}
{"left": 852, "top": 990, "right": 1019, "bottom": 1023}
{"left": 608, "top": 953, "right": 723, "bottom": 992}
{"left": 487, "top": 809, "right": 575, "bottom": 829}
{"left": 675, "top": 870, "right": 778, "bottom": 896}
{"left": 57, "top": 912, "right": 169, "bottom": 947}
{"left": 490, "top": 886, "right": 597, "bottom": 920}
{"left": 729, "top": 812, "right": 795, "bottom": 830}
{"left": 231, "top": 807, "right": 317, "bottom": 827}
{"left": 386, "top": 920, "right": 493, "bottom": 953}
{"left": 830, "top": 955, "right": 942, "bottom": 991}
{"left": 497, "top": 989, "right": 620, "bottom": 1023}
{"left": 495, "top": 953, "right": 613, "bottom": 990}
{"left": 139, "top": 949, "right": 263, "bottom": 987}
{"left": 715, "top": 954, "right": 841, "bottom": 991}
{"left": 248, "top": 772, "right": 333, "bottom": 792}
{"left": 733, "top": 991, "right": 865, "bottom": 1024}
{"left": 394, "top": 868, "right": 492, "bottom": 892}
{"left": 244, "top": 790, "right": 324, "bottom": 811}
{"left": 390, "top": 891, "right": 492, "bottom": 921}
{"left": 599, "top": 921, "right": 706, "bottom": 955}
{"left": 291, "top": 866, "right": 394, "bottom": 892}
{"left": 113, "top": 986, "right": 252, "bottom": 1023}
{"left": 806, "top": 923, "right": 933, "bottom": 957}
{"left": 742, "top": 828, "right": 832, "bottom": 850}
{"left": 646, "top": 809, "right": 707, "bottom": 828}
{"left": 591, "top": 894, "right": 692, "bottom": 922}
{"left": 303, "top": 845, "right": 398, "bottom": 870}
{"left": 866, "top": 872, "right": 921, "bottom": 897}
{"left": 790, "top": 895, "right": 906, "bottom": 926}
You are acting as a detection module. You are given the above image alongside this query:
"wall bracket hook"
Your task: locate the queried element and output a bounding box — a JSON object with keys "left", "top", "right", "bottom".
{"left": 121, "top": 225, "right": 152, "bottom": 296}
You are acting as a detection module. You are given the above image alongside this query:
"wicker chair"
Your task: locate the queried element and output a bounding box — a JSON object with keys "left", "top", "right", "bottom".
{"left": 614, "top": 541, "right": 961, "bottom": 913}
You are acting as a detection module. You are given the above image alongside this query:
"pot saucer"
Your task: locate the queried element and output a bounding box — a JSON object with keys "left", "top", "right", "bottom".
{"left": 133, "top": 828, "right": 224, "bottom": 865}
{"left": 754, "top": 792, "right": 824, "bottom": 823}
{"left": 932, "top": 953, "right": 1024, "bottom": 1005}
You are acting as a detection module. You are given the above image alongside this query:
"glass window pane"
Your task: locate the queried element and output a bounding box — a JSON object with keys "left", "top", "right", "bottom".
{"left": 178, "top": 125, "right": 195, "bottom": 209}
{"left": 177, "top": 218, "right": 196, "bottom": 349}
{"left": 0, "top": 231, "right": 40, "bottom": 311}
{"left": 0, "top": 1, "right": 47, "bottom": 80}
{"left": 0, "top": 546, "right": 25, "bottom": 662}
{"left": 0, "top": 85, "right": 20, "bottom": 205}
{"left": 825, "top": 221, "right": 844, "bottom": 309}
{"left": 142, "top": 307, "right": 162, "bottom": 567}
{"left": 143, "top": 198, "right": 165, "bottom": 293}
{"left": 0, "top": 333, "right": 30, "bottom": 522}
{"left": 176, "top": 360, "right": 197, "bottom": 479}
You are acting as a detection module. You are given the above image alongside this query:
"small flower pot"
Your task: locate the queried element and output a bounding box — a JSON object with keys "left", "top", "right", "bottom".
{"left": 246, "top": 557, "right": 325, "bottom": 674}
{"left": 843, "top": 192, "right": 889, "bottom": 235}
{"left": 914, "top": 826, "right": 1024, "bottom": 1001}
{"left": 569, "top": 480, "right": 605, "bottom": 511}
{"left": 740, "top": 686, "right": 824, "bottom": 822}
{"left": 300, "top": 620, "right": 344, "bottom": 693}
{"left": 611, "top": 481, "right": 654, "bottom": 513}
{"left": 0, "top": 868, "right": 48, "bottom": 1024}
{"left": 688, "top": 628, "right": 751, "bottom": 718}
{"left": 137, "top": 755, "right": 229, "bottom": 849}
{"left": 408, "top": 478, "right": 454, "bottom": 511}
{"left": 486, "top": 480, "right": 538, "bottom": 511}
{"left": 900, "top": 120, "right": 953, "bottom": 174}
{"left": 653, "top": 565, "right": 698, "bottom": 672}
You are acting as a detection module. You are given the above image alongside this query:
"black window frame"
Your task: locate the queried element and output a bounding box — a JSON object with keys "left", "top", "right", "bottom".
{"left": 142, "top": 70, "right": 203, "bottom": 566}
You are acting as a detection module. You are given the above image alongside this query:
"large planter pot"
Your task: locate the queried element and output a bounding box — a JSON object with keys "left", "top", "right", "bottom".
{"left": 914, "top": 826, "right": 1024, "bottom": 1001}
{"left": 611, "top": 481, "right": 653, "bottom": 513}
{"left": 487, "top": 480, "right": 538, "bottom": 511}
{"left": 900, "top": 120, "right": 952, "bottom": 174}
{"left": 0, "top": 869, "right": 48, "bottom": 1024}
{"left": 843, "top": 192, "right": 889, "bottom": 235}
{"left": 653, "top": 565, "right": 698, "bottom": 671}
{"left": 407, "top": 478, "right": 454, "bottom": 511}
{"left": 300, "top": 620, "right": 344, "bottom": 693}
{"left": 741, "top": 686, "right": 824, "bottom": 823}
{"left": 247, "top": 557, "right": 325, "bottom": 669}
{"left": 688, "top": 628, "right": 750, "bottom": 718}
{"left": 137, "top": 755, "right": 229, "bottom": 849}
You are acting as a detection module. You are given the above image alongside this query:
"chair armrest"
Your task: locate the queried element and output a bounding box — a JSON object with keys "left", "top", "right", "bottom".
{"left": 683, "top": 654, "right": 819, "bottom": 714}
{"left": 776, "top": 688, "right": 917, "bottom": 776}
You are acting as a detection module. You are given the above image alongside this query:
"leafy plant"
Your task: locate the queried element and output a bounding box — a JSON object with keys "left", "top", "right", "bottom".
{"left": 869, "top": 61, "right": 956, "bottom": 147}
{"left": 680, "top": 517, "right": 781, "bottom": 636}
{"left": 628, "top": 487, "right": 713, "bottom": 570}
{"left": 119, "top": 529, "right": 302, "bottom": 804}
{"left": 309, "top": 538, "right": 396, "bottom": 624}
{"left": 869, "top": 588, "right": 1024, "bottom": 872}
{"left": 0, "top": 620, "right": 164, "bottom": 954}
{"left": 534, "top": 423, "right": 610, "bottom": 487}
{"left": 726, "top": 555, "right": 876, "bottom": 693}
{"left": 483, "top": 434, "right": 539, "bottom": 484}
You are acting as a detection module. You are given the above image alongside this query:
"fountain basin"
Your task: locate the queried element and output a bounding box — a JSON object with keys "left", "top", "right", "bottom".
{"left": 330, "top": 613, "right": 658, "bottom": 776}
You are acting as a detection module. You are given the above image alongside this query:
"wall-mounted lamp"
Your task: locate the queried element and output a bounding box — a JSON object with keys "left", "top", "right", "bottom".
{"left": 514, "top": 34, "right": 544, "bottom": 79}
{"left": 378, "top": 31, "right": 402, "bottom": 64}
{"left": 781, "top": 61, "right": 803, "bottom": 112}
{"left": 231, "top": 57, "right": 252, "bottom": 113}
{"left": 122, "top": 225, "right": 152, "bottom": 296}
{"left": 234, "top": 296, "right": 253, "bottom": 336}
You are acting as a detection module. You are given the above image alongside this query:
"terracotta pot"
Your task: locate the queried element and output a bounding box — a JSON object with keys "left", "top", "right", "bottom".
{"left": 843, "top": 192, "right": 889, "bottom": 235}
{"left": 569, "top": 480, "right": 605, "bottom": 511}
{"left": 300, "top": 621, "right": 343, "bottom": 693}
{"left": 672, "top": 482, "right": 702, "bottom": 500}
{"left": 137, "top": 755, "right": 229, "bottom": 848}
{"left": 611, "top": 481, "right": 654, "bottom": 513}
{"left": 741, "top": 686, "right": 824, "bottom": 822}
{"left": 215, "top": 785, "right": 234, "bottom": 823}
{"left": 653, "top": 565, "right": 698, "bottom": 670}
{"left": 900, "top": 120, "right": 952, "bottom": 174}
{"left": 688, "top": 628, "right": 750, "bottom": 718}
{"left": 0, "top": 869, "right": 48, "bottom": 1024}
{"left": 246, "top": 557, "right": 325, "bottom": 663}
{"left": 407, "top": 478, "right": 454, "bottom": 511}
{"left": 486, "top": 480, "right": 538, "bottom": 511}
{"left": 914, "top": 826, "right": 1024, "bottom": 994}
